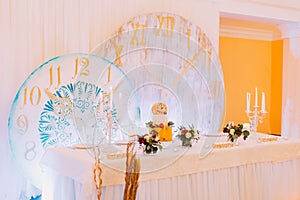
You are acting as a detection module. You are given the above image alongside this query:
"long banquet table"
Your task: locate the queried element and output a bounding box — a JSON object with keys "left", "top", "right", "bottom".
{"left": 40, "top": 133, "right": 300, "bottom": 200}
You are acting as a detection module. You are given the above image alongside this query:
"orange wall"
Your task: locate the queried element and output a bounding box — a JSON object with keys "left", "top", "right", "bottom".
{"left": 219, "top": 36, "right": 282, "bottom": 134}
{"left": 271, "top": 40, "right": 283, "bottom": 134}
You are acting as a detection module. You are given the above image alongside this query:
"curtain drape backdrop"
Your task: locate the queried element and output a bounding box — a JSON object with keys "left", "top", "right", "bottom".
{"left": 3, "top": 0, "right": 300, "bottom": 199}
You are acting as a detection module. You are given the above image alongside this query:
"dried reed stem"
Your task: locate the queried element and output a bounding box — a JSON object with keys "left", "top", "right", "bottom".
{"left": 124, "top": 142, "right": 140, "bottom": 200}
{"left": 93, "top": 145, "right": 102, "bottom": 200}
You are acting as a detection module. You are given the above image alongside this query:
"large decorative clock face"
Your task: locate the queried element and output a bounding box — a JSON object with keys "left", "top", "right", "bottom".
{"left": 91, "top": 12, "right": 225, "bottom": 134}
{"left": 8, "top": 53, "right": 118, "bottom": 188}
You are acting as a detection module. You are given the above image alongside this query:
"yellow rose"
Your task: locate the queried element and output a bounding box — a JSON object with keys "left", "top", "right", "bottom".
{"left": 229, "top": 129, "right": 235, "bottom": 135}
{"left": 145, "top": 135, "right": 150, "bottom": 142}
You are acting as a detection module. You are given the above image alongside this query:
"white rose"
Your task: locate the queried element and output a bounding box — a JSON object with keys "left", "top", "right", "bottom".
{"left": 185, "top": 132, "right": 192, "bottom": 139}
{"left": 229, "top": 129, "right": 235, "bottom": 135}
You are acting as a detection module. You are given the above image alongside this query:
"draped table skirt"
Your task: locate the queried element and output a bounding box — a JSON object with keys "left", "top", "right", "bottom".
{"left": 40, "top": 134, "right": 300, "bottom": 200}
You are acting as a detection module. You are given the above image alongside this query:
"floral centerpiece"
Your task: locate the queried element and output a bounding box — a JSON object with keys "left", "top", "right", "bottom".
{"left": 137, "top": 133, "right": 162, "bottom": 154}
{"left": 146, "top": 121, "right": 174, "bottom": 142}
{"left": 175, "top": 125, "right": 200, "bottom": 147}
{"left": 223, "top": 122, "right": 250, "bottom": 142}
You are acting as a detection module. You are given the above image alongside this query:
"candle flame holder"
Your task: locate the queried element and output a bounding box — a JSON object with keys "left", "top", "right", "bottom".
{"left": 245, "top": 105, "right": 267, "bottom": 139}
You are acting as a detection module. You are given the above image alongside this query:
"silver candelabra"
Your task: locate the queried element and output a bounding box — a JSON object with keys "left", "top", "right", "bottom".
{"left": 245, "top": 105, "right": 267, "bottom": 137}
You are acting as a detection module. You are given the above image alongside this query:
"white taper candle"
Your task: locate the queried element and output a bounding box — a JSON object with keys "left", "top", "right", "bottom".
{"left": 261, "top": 92, "right": 265, "bottom": 112}
{"left": 246, "top": 92, "right": 250, "bottom": 111}
{"left": 255, "top": 88, "right": 258, "bottom": 106}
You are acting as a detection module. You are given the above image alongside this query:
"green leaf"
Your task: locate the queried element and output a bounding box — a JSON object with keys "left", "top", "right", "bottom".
{"left": 157, "top": 144, "right": 163, "bottom": 151}
{"left": 243, "top": 130, "right": 250, "bottom": 140}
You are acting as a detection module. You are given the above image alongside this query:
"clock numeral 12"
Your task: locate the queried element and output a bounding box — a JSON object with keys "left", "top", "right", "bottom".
{"left": 23, "top": 86, "right": 41, "bottom": 106}
{"left": 73, "top": 57, "right": 90, "bottom": 79}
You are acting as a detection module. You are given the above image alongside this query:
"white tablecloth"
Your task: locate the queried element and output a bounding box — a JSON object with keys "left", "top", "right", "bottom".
{"left": 40, "top": 134, "right": 300, "bottom": 200}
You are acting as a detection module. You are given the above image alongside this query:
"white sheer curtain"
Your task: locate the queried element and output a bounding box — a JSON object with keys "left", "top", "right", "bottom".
{"left": 0, "top": 0, "right": 219, "bottom": 199}
{"left": 0, "top": 1, "right": 123, "bottom": 199}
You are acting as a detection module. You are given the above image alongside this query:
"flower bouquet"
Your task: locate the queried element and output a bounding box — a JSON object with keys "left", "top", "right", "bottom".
{"left": 146, "top": 121, "right": 174, "bottom": 142}
{"left": 175, "top": 125, "right": 200, "bottom": 147}
{"left": 223, "top": 122, "right": 250, "bottom": 142}
{"left": 137, "top": 133, "right": 162, "bottom": 154}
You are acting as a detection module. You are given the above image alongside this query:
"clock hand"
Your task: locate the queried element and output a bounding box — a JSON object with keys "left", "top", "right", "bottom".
{"left": 44, "top": 88, "right": 73, "bottom": 117}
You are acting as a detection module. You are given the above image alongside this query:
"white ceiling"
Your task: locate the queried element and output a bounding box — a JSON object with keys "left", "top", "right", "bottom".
{"left": 220, "top": 12, "right": 290, "bottom": 25}
{"left": 213, "top": 0, "right": 300, "bottom": 25}
{"left": 219, "top": 17, "right": 282, "bottom": 40}
{"left": 216, "top": 0, "right": 300, "bottom": 40}
{"left": 235, "top": 0, "right": 300, "bottom": 11}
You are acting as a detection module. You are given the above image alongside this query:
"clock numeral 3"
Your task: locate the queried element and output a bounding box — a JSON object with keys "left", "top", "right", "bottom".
{"left": 24, "top": 141, "right": 36, "bottom": 161}
{"left": 17, "top": 115, "right": 28, "bottom": 134}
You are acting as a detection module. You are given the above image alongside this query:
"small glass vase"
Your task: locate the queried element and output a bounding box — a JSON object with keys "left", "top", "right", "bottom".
{"left": 233, "top": 138, "right": 239, "bottom": 145}
{"left": 181, "top": 140, "right": 192, "bottom": 147}
{"left": 228, "top": 138, "right": 239, "bottom": 146}
{"left": 227, "top": 136, "right": 239, "bottom": 146}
